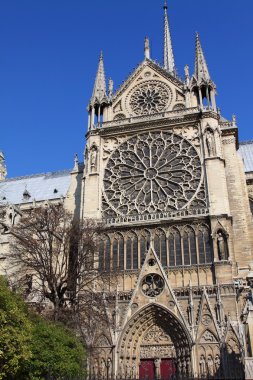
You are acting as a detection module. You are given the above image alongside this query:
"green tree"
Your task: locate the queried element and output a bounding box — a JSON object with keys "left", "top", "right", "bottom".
{"left": 0, "top": 276, "right": 85, "bottom": 379}
{"left": 0, "top": 276, "right": 31, "bottom": 379}
{"left": 21, "top": 314, "right": 86, "bottom": 380}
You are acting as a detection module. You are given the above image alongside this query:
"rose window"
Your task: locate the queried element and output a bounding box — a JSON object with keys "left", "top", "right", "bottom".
{"left": 142, "top": 274, "right": 164, "bottom": 297}
{"left": 103, "top": 132, "right": 202, "bottom": 217}
{"left": 128, "top": 81, "right": 172, "bottom": 115}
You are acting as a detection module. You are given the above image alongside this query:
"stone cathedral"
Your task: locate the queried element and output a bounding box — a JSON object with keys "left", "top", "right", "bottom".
{"left": 1, "top": 3, "right": 253, "bottom": 380}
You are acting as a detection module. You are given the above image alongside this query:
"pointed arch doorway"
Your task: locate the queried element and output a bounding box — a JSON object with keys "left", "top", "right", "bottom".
{"left": 117, "top": 304, "right": 192, "bottom": 379}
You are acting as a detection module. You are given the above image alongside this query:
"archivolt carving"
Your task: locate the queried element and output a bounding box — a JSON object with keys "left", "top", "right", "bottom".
{"left": 103, "top": 131, "right": 203, "bottom": 217}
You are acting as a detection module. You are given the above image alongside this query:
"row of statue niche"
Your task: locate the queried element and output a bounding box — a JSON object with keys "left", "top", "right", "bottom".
{"left": 85, "top": 145, "right": 98, "bottom": 173}
{"left": 199, "top": 354, "right": 221, "bottom": 377}
{"left": 119, "top": 359, "right": 137, "bottom": 379}
{"left": 92, "top": 358, "right": 112, "bottom": 379}
{"left": 216, "top": 229, "right": 229, "bottom": 261}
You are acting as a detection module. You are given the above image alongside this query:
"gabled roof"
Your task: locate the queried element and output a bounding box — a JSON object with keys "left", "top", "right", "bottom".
{"left": 112, "top": 59, "right": 184, "bottom": 103}
{"left": 0, "top": 169, "right": 72, "bottom": 205}
{"left": 238, "top": 140, "right": 253, "bottom": 173}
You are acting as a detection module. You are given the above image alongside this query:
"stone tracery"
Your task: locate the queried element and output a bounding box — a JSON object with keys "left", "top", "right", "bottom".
{"left": 128, "top": 81, "right": 172, "bottom": 115}
{"left": 103, "top": 131, "right": 203, "bottom": 217}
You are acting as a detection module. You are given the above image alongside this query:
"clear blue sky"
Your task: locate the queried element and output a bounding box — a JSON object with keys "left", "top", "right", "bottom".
{"left": 0, "top": 0, "right": 252, "bottom": 178}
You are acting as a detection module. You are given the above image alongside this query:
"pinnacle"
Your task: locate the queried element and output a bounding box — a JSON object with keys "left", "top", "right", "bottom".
{"left": 194, "top": 32, "right": 211, "bottom": 82}
{"left": 90, "top": 51, "right": 107, "bottom": 105}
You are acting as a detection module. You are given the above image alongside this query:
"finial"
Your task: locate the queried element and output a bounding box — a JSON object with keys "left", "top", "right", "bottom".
{"left": 73, "top": 153, "right": 79, "bottom": 172}
{"left": 108, "top": 78, "right": 114, "bottom": 98}
{"left": 0, "top": 151, "right": 7, "bottom": 181}
{"left": 232, "top": 114, "right": 237, "bottom": 126}
{"left": 144, "top": 36, "right": 150, "bottom": 59}
{"left": 163, "top": 0, "right": 168, "bottom": 10}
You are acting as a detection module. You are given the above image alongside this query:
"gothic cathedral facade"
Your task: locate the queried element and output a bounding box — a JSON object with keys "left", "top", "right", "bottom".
{"left": 81, "top": 3, "right": 253, "bottom": 379}
{"left": 1, "top": 3, "right": 253, "bottom": 380}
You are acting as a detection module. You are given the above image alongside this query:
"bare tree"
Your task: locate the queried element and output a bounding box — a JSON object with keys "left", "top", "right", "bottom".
{"left": 7, "top": 203, "right": 114, "bottom": 322}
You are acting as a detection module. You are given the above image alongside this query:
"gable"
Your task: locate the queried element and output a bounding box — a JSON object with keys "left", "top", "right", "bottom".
{"left": 111, "top": 60, "right": 185, "bottom": 121}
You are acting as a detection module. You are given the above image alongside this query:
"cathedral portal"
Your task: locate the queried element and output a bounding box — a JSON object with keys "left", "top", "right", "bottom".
{"left": 117, "top": 304, "right": 192, "bottom": 379}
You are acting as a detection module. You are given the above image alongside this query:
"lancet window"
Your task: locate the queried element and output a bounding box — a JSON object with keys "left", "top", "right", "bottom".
{"left": 126, "top": 232, "right": 138, "bottom": 270}
{"left": 99, "top": 235, "right": 110, "bottom": 271}
{"left": 98, "top": 224, "right": 212, "bottom": 271}
{"left": 198, "top": 225, "right": 212, "bottom": 263}
{"left": 112, "top": 234, "right": 124, "bottom": 271}
{"left": 140, "top": 230, "right": 151, "bottom": 266}
{"left": 154, "top": 229, "right": 167, "bottom": 266}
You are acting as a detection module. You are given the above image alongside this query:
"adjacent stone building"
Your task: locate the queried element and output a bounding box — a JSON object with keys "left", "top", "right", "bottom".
{"left": 1, "top": 2, "right": 253, "bottom": 379}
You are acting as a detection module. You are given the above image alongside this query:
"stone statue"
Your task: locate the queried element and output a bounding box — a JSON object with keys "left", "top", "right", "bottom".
{"left": 126, "top": 360, "right": 132, "bottom": 378}
{"left": 93, "top": 360, "right": 99, "bottom": 379}
{"left": 199, "top": 355, "right": 206, "bottom": 377}
{"left": 214, "top": 354, "right": 220, "bottom": 373}
{"left": 217, "top": 231, "right": 227, "bottom": 260}
{"left": 132, "top": 360, "right": 137, "bottom": 379}
{"left": 90, "top": 146, "right": 98, "bottom": 172}
{"left": 207, "top": 355, "right": 214, "bottom": 376}
{"left": 184, "top": 65, "right": 189, "bottom": 79}
{"left": 100, "top": 359, "right": 106, "bottom": 379}
{"left": 107, "top": 358, "right": 112, "bottom": 379}
{"left": 206, "top": 129, "right": 216, "bottom": 157}
{"left": 119, "top": 358, "right": 124, "bottom": 378}
{"left": 108, "top": 78, "right": 114, "bottom": 98}
{"left": 154, "top": 358, "right": 161, "bottom": 379}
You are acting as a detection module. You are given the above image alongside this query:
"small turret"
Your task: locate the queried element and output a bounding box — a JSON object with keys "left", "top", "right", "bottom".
{"left": 190, "top": 33, "right": 216, "bottom": 111}
{"left": 0, "top": 152, "right": 7, "bottom": 181}
{"left": 88, "top": 52, "right": 109, "bottom": 130}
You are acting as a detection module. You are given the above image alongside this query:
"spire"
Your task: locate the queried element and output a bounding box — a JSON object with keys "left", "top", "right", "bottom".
{"left": 163, "top": 0, "right": 175, "bottom": 75}
{"left": 194, "top": 33, "right": 210, "bottom": 82}
{"left": 0, "top": 152, "right": 7, "bottom": 181}
{"left": 91, "top": 51, "right": 107, "bottom": 105}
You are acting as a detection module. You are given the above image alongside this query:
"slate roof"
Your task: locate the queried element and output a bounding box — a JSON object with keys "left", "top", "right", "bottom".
{"left": 0, "top": 169, "right": 72, "bottom": 206}
{"left": 238, "top": 140, "right": 253, "bottom": 173}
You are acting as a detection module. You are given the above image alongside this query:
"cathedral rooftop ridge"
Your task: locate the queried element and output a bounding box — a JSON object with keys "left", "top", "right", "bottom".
{"left": 1, "top": 168, "right": 72, "bottom": 183}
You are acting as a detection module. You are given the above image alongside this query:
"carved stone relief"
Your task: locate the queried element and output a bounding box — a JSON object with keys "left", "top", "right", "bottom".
{"left": 102, "top": 136, "right": 127, "bottom": 160}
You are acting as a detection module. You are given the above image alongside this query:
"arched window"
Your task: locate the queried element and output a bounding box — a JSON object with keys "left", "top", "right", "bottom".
{"left": 99, "top": 235, "right": 111, "bottom": 271}
{"left": 140, "top": 230, "right": 150, "bottom": 266}
{"left": 154, "top": 229, "right": 167, "bottom": 266}
{"left": 126, "top": 232, "right": 138, "bottom": 270}
{"left": 112, "top": 234, "right": 124, "bottom": 271}
{"left": 198, "top": 225, "right": 212, "bottom": 264}
{"left": 168, "top": 228, "right": 181, "bottom": 267}
{"left": 182, "top": 226, "right": 197, "bottom": 266}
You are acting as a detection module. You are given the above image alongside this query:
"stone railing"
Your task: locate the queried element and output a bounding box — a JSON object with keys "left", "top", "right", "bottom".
{"left": 93, "top": 107, "right": 200, "bottom": 130}
{"left": 103, "top": 208, "right": 209, "bottom": 226}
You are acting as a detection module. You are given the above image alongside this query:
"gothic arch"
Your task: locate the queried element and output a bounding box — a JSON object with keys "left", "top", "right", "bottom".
{"left": 126, "top": 231, "right": 138, "bottom": 270}
{"left": 112, "top": 233, "right": 124, "bottom": 270}
{"left": 117, "top": 303, "right": 193, "bottom": 377}
{"left": 153, "top": 228, "right": 167, "bottom": 266}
